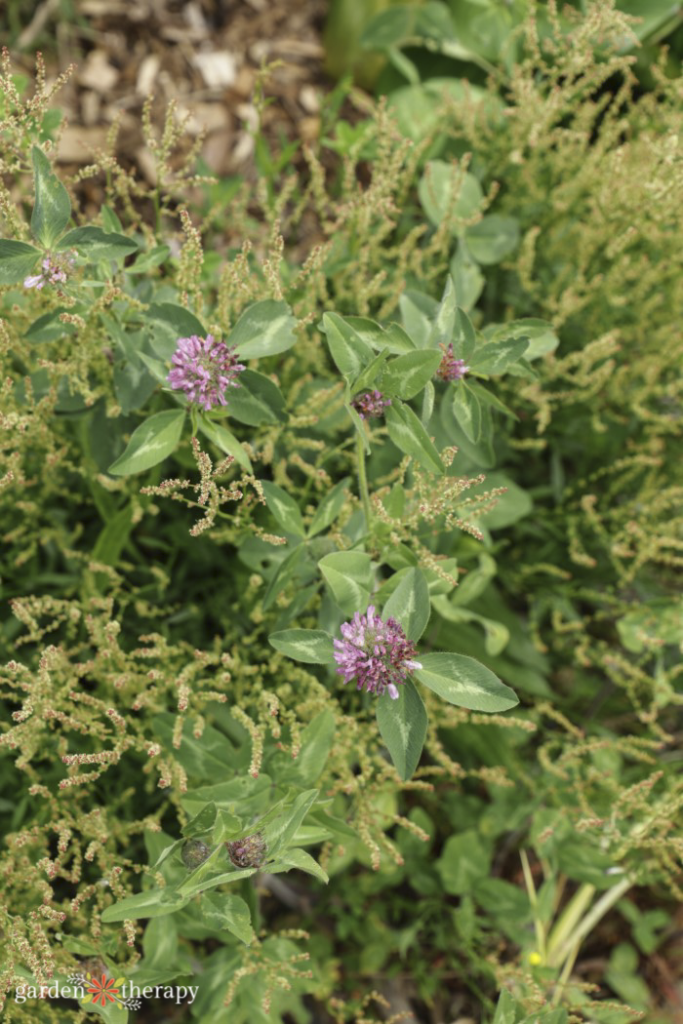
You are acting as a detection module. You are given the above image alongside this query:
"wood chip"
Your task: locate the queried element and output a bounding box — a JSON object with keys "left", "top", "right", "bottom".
{"left": 79, "top": 51, "right": 120, "bottom": 94}
{"left": 193, "top": 51, "right": 238, "bottom": 90}
{"left": 56, "top": 126, "right": 108, "bottom": 163}
{"left": 136, "top": 54, "right": 161, "bottom": 97}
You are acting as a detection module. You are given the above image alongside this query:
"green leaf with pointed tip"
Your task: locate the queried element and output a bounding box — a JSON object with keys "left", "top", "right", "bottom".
{"left": 100, "top": 888, "right": 190, "bottom": 922}
{"left": 198, "top": 416, "right": 252, "bottom": 473}
{"left": 147, "top": 303, "right": 206, "bottom": 340}
{"left": 427, "top": 275, "right": 456, "bottom": 350}
{"left": 260, "top": 480, "right": 306, "bottom": 537}
{"left": 125, "top": 244, "right": 170, "bottom": 273}
{"left": 108, "top": 409, "right": 185, "bottom": 476}
{"left": 268, "top": 629, "right": 336, "bottom": 665}
{"left": 386, "top": 401, "right": 444, "bottom": 475}
{"left": 350, "top": 346, "right": 391, "bottom": 396}
{"left": 452, "top": 382, "right": 482, "bottom": 443}
{"left": 467, "top": 380, "right": 518, "bottom": 420}
{"left": 469, "top": 337, "right": 529, "bottom": 375}
{"left": 319, "top": 551, "right": 372, "bottom": 615}
{"left": 308, "top": 477, "right": 351, "bottom": 537}
{"left": 0, "top": 239, "right": 42, "bottom": 285}
{"left": 201, "top": 892, "right": 254, "bottom": 945}
{"left": 376, "top": 679, "right": 427, "bottom": 781}
{"left": 262, "top": 544, "right": 305, "bottom": 611}
{"left": 31, "top": 146, "right": 71, "bottom": 246}
{"left": 228, "top": 299, "right": 297, "bottom": 359}
{"left": 267, "top": 788, "right": 320, "bottom": 858}
{"left": 58, "top": 226, "right": 138, "bottom": 261}
{"left": 346, "top": 316, "right": 416, "bottom": 354}
{"left": 416, "top": 653, "right": 518, "bottom": 712}
{"left": 321, "top": 312, "right": 374, "bottom": 379}
{"left": 381, "top": 350, "right": 442, "bottom": 400}
{"left": 216, "top": 369, "right": 286, "bottom": 426}
{"left": 382, "top": 567, "right": 430, "bottom": 642}
{"left": 270, "top": 847, "right": 329, "bottom": 884}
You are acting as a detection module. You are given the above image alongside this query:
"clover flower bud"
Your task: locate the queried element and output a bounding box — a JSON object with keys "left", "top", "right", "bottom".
{"left": 181, "top": 839, "right": 211, "bottom": 869}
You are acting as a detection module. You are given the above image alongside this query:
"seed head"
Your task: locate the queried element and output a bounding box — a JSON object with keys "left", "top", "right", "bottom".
{"left": 226, "top": 831, "right": 267, "bottom": 869}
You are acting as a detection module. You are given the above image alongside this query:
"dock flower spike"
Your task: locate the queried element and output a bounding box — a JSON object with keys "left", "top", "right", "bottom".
{"left": 334, "top": 605, "right": 422, "bottom": 699}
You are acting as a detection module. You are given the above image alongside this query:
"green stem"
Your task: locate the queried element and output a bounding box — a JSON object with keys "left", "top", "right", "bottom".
{"left": 546, "top": 882, "right": 595, "bottom": 966}
{"left": 356, "top": 431, "right": 372, "bottom": 527}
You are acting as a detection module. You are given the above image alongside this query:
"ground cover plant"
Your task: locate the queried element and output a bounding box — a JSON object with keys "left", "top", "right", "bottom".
{"left": 1, "top": 1, "right": 682, "bottom": 1022}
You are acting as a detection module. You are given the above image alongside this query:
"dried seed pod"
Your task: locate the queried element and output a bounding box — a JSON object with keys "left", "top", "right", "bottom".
{"left": 181, "top": 839, "right": 211, "bottom": 869}
{"left": 225, "top": 831, "right": 266, "bottom": 869}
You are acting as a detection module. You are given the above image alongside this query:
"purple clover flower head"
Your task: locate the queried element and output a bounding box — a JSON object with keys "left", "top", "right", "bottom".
{"left": 167, "top": 334, "right": 245, "bottom": 411}
{"left": 436, "top": 342, "right": 469, "bottom": 382}
{"left": 351, "top": 389, "right": 392, "bottom": 420}
{"left": 226, "top": 831, "right": 267, "bottom": 869}
{"left": 333, "top": 605, "right": 422, "bottom": 700}
{"left": 24, "top": 251, "right": 75, "bottom": 290}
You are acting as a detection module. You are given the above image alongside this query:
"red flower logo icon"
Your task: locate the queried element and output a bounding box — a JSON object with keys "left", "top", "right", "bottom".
{"left": 86, "top": 974, "right": 121, "bottom": 1006}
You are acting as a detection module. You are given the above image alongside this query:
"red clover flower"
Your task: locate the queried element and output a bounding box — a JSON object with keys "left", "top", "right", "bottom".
{"left": 351, "top": 389, "right": 392, "bottom": 420}
{"left": 333, "top": 605, "right": 422, "bottom": 699}
{"left": 24, "top": 251, "right": 75, "bottom": 290}
{"left": 436, "top": 342, "right": 469, "bottom": 382}
{"left": 167, "top": 335, "right": 245, "bottom": 411}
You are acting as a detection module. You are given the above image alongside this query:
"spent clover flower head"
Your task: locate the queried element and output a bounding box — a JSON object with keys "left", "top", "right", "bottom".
{"left": 334, "top": 605, "right": 422, "bottom": 700}
{"left": 436, "top": 342, "right": 469, "bottom": 382}
{"left": 181, "top": 839, "right": 211, "bottom": 869}
{"left": 167, "top": 335, "right": 245, "bottom": 411}
{"left": 226, "top": 831, "right": 267, "bottom": 869}
{"left": 351, "top": 389, "right": 392, "bottom": 420}
{"left": 24, "top": 250, "right": 75, "bottom": 290}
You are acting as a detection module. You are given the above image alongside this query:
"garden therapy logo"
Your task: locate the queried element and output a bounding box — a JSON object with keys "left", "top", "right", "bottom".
{"left": 13, "top": 970, "right": 198, "bottom": 1009}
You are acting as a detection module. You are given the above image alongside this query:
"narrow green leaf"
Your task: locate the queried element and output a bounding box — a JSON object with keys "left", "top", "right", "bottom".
{"left": 31, "top": 146, "right": 71, "bottom": 246}
{"left": 58, "top": 226, "right": 138, "bottom": 262}
{"left": 415, "top": 652, "right": 518, "bottom": 712}
{"left": 308, "top": 477, "right": 351, "bottom": 537}
{"left": 427, "top": 275, "right": 457, "bottom": 350}
{"left": 376, "top": 679, "right": 427, "bottom": 781}
{"left": 267, "top": 788, "right": 319, "bottom": 858}
{"left": 100, "top": 889, "right": 189, "bottom": 923}
{"left": 381, "top": 350, "right": 442, "bottom": 400}
{"left": 385, "top": 401, "right": 444, "bottom": 475}
{"left": 268, "top": 629, "right": 336, "bottom": 665}
{"left": 108, "top": 409, "right": 185, "bottom": 476}
{"left": 261, "top": 480, "right": 306, "bottom": 537}
{"left": 350, "top": 346, "right": 391, "bottom": 396}
{"left": 382, "top": 567, "right": 430, "bottom": 642}
{"left": 345, "top": 316, "right": 416, "bottom": 354}
{"left": 321, "top": 312, "right": 374, "bottom": 379}
{"left": 91, "top": 504, "right": 134, "bottom": 565}
{"left": 262, "top": 544, "right": 305, "bottom": 611}
{"left": 0, "top": 239, "right": 41, "bottom": 285}
{"left": 467, "top": 379, "right": 518, "bottom": 420}
{"left": 228, "top": 299, "right": 297, "bottom": 359}
{"left": 198, "top": 417, "right": 253, "bottom": 473}
{"left": 452, "top": 382, "right": 482, "bottom": 443}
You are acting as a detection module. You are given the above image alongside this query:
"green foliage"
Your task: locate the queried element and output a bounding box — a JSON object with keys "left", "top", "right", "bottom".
{"left": 1, "top": 9, "right": 682, "bottom": 1023}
